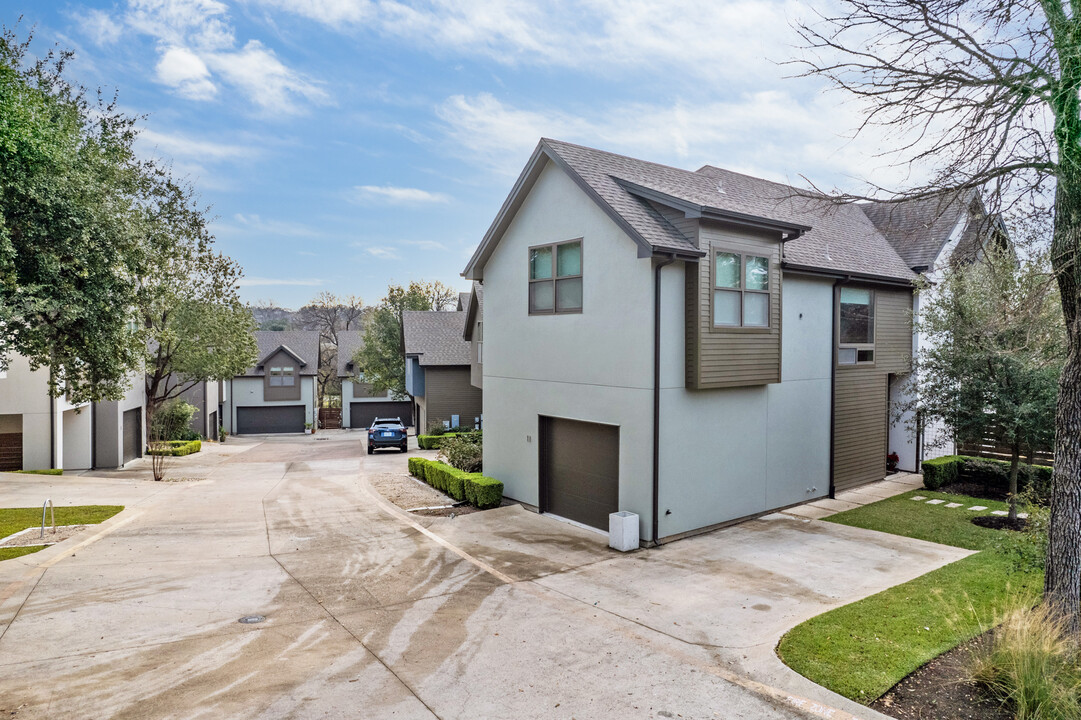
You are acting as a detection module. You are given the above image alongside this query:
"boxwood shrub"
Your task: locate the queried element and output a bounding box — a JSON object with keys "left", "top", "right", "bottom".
{"left": 408, "top": 457, "right": 503, "bottom": 509}
{"left": 923, "top": 454, "right": 1053, "bottom": 498}
{"left": 147, "top": 439, "right": 202, "bottom": 457}
{"left": 417, "top": 431, "right": 482, "bottom": 450}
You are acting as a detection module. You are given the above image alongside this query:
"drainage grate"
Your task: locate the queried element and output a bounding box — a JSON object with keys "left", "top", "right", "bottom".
{"left": 238, "top": 615, "right": 266, "bottom": 624}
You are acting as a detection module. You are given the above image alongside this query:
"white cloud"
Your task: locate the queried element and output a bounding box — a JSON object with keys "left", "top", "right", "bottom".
{"left": 233, "top": 214, "right": 322, "bottom": 237}
{"left": 238, "top": 276, "right": 324, "bottom": 287}
{"left": 137, "top": 128, "right": 253, "bottom": 162}
{"left": 353, "top": 185, "right": 451, "bottom": 204}
{"left": 205, "top": 41, "right": 328, "bottom": 113}
{"left": 401, "top": 239, "right": 448, "bottom": 251}
{"left": 365, "top": 247, "right": 402, "bottom": 260}
{"left": 73, "top": 8, "right": 125, "bottom": 45}
{"left": 156, "top": 47, "right": 216, "bottom": 100}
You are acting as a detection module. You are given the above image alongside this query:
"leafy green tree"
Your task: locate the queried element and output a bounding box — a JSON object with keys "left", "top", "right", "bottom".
{"left": 794, "top": 0, "right": 1081, "bottom": 631}
{"left": 0, "top": 29, "right": 148, "bottom": 402}
{"left": 910, "top": 249, "right": 1064, "bottom": 520}
{"left": 296, "top": 291, "right": 366, "bottom": 407}
{"left": 355, "top": 281, "right": 456, "bottom": 397}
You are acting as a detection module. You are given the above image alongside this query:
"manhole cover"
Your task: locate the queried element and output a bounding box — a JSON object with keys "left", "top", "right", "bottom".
{"left": 238, "top": 615, "right": 266, "bottom": 624}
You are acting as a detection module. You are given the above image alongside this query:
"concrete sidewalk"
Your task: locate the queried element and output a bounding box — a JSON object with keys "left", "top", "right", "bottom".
{"left": 781, "top": 473, "right": 925, "bottom": 520}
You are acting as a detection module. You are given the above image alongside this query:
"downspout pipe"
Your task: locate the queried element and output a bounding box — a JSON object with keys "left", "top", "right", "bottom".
{"left": 652, "top": 253, "right": 676, "bottom": 546}
{"left": 828, "top": 275, "right": 851, "bottom": 499}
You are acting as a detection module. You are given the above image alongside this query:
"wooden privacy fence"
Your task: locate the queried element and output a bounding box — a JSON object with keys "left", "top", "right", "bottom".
{"left": 957, "top": 424, "right": 1054, "bottom": 467}
{"left": 319, "top": 407, "right": 342, "bottom": 430}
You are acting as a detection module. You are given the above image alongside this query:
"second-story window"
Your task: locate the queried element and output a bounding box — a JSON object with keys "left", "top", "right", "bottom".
{"left": 269, "top": 366, "right": 295, "bottom": 386}
{"left": 477, "top": 321, "right": 483, "bottom": 363}
{"left": 713, "top": 251, "right": 770, "bottom": 328}
{"left": 838, "top": 288, "right": 875, "bottom": 364}
{"left": 529, "top": 240, "right": 582, "bottom": 314}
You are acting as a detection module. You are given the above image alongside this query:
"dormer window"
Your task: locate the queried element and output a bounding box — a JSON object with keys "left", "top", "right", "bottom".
{"left": 269, "top": 366, "right": 295, "bottom": 386}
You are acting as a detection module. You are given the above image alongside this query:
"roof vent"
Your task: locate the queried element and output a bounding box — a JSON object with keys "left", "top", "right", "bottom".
{"left": 716, "top": 180, "right": 726, "bottom": 195}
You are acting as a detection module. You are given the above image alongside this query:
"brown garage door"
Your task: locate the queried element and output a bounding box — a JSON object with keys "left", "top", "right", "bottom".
{"left": 122, "top": 408, "right": 142, "bottom": 464}
{"left": 350, "top": 401, "right": 413, "bottom": 429}
{"left": 0, "top": 433, "right": 22, "bottom": 471}
{"left": 237, "top": 406, "right": 306, "bottom": 434}
{"left": 540, "top": 417, "right": 619, "bottom": 530}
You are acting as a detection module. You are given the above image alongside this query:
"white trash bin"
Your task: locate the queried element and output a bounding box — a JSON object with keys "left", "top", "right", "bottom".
{"left": 608, "top": 511, "right": 639, "bottom": 552}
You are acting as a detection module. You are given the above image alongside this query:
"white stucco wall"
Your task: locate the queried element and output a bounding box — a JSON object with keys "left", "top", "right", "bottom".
{"left": 62, "top": 406, "right": 92, "bottom": 470}
{"left": 94, "top": 371, "right": 146, "bottom": 468}
{"left": 0, "top": 354, "right": 55, "bottom": 469}
{"left": 657, "top": 271, "right": 834, "bottom": 537}
{"left": 227, "top": 376, "right": 317, "bottom": 428}
{"left": 481, "top": 159, "right": 655, "bottom": 531}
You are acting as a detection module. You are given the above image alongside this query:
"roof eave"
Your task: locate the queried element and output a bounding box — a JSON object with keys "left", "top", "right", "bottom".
{"left": 781, "top": 262, "right": 917, "bottom": 287}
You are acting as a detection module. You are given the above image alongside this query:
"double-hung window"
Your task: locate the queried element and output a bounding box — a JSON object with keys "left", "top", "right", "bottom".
{"left": 529, "top": 240, "right": 582, "bottom": 314}
{"left": 713, "top": 251, "right": 770, "bottom": 328}
{"left": 269, "top": 366, "right": 295, "bottom": 386}
{"left": 838, "top": 288, "right": 875, "bottom": 364}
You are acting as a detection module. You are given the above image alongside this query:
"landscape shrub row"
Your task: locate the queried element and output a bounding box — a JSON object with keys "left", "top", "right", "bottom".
{"left": 923, "top": 454, "right": 1053, "bottom": 497}
{"left": 417, "top": 431, "right": 481, "bottom": 450}
{"left": 408, "top": 457, "right": 502, "bottom": 509}
{"left": 147, "top": 439, "right": 202, "bottom": 457}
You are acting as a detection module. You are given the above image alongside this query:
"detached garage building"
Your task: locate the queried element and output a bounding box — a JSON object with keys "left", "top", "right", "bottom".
{"left": 337, "top": 331, "right": 413, "bottom": 429}
{"left": 224, "top": 331, "right": 319, "bottom": 435}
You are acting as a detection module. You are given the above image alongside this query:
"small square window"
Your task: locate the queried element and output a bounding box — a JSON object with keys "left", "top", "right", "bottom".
{"left": 529, "top": 240, "right": 582, "bottom": 314}
{"left": 712, "top": 251, "right": 771, "bottom": 329}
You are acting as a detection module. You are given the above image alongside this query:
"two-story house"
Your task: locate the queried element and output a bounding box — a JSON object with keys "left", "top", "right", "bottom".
{"left": 337, "top": 331, "right": 414, "bottom": 429}
{"left": 463, "top": 281, "right": 484, "bottom": 392}
{"left": 403, "top": 310, "right": 483, "bottom": 433}
{"left": 222, "top": 331, "right": 319, "bottom": 435}
{"left": 463, "top": 138, "right": 919, "bottom": 543}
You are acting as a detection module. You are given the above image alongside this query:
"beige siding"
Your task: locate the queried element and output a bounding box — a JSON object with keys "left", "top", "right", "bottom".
{"left": 424, "top": 366, "right": 483, "bottom": 429}
{"left": 686, "top": 222, "right": 782, "bottom": 389}
{"left": 831, "top": 284, "right": 913, "bottom": 491}
{"left": 352, "top": 381, "right": 382, "bottom": 399}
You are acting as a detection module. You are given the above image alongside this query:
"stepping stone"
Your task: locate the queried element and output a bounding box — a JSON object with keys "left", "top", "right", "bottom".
{"left": 1019, "top": 513, "right": 1029, "bottom": 519}
{"left": 991, "top": 510, "right": 1008, "bottom": 516}
{"left": 926, "top": 499, "right": 945, "bottom": 505}
{"left": 968, "top": 506, "right": 988, "bottom": 511}
{"left": 945, "top": 503, "right": 963, "bottom": 508}
{"left": 910, "top": 496, "right": 927, "bottom": 501}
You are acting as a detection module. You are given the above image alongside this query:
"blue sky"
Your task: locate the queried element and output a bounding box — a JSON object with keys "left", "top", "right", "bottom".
{"left": 7, "top": 1, "right": 902, "bottom": 309}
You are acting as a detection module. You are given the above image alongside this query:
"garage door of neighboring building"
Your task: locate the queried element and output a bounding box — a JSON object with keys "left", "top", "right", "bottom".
{"left": 350, "top": 401, "right": 413, "bottom": 429}
{"left": 122, "top": 408, "right": 142, "bottom": 465}
{"left": 539, "top": 417, "right": 619, "bottom": 531}
{"left": 237, "top": 406, "right": 306, "bottom": 434}
{"left": 0, "top": 434, "right": 22, "bottom": 471}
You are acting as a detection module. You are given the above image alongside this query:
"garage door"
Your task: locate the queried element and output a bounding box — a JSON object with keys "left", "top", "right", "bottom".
{"left": 122, "top": 408, "right": 142, "bottom": 464}
{"left": 0, "top": 433, "right": 22, "bottom": 471}
{"left": 350, "top": 401, "right": 413, "bottom": 429}
{"left": 237, "top": 406, "right": 306, "bottom": 434}
{"left": 540, "top": 417, "right": 619, "bottom": 530}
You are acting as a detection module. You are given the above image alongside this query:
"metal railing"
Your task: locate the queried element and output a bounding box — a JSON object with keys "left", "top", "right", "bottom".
{"left": 41, "top": 498, "right": 54, "bottom": 540}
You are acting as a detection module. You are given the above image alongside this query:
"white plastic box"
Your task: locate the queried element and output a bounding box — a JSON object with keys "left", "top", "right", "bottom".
{"left": 608, "top": 511, "right": 639, "bottom": 552}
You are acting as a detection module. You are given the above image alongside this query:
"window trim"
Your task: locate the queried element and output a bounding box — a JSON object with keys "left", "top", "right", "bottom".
{"left": 710, "top": 249, "right": 772, "bottom": 331}
{"left": 837, "top": 287, "right": 876, "bottom": 366}
{"left": 528, "top": 239, "right": 583, "bottom": 315}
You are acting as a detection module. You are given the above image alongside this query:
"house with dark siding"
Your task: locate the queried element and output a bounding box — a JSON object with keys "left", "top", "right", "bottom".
{"left": 337, "top": 331, "right": 414, "bottom": 429}
{"left": 403, "top": 309, "right": 483, "bottom": 433}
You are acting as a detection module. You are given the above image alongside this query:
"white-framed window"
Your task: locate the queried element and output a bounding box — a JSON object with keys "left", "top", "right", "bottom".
{"left": 269, "top": 365, "right": 296, "bottom": 386}
{"left": 529, "top": 240, "right": 583, "bottom": 314}
{"left": 713, "top": 251, "right": 770, "bottom": 328}
{"left": 838, "top": 288, "right": 875, "bottom": 365}
{"left": 477, "top": 321, "right": 483, "bottom": 364}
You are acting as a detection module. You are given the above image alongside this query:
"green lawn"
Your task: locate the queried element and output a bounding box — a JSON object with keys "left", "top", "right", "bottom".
{"left": 0, "top": 505, "right": 124, "bottom": 562}
{"left": 777, "top": 490, "right": 1042, "bottom": 703}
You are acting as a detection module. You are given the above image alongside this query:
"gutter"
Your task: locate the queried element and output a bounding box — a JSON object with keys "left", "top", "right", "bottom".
{"left": 652, "top": 253, "right": 677, "bottom": 546}
{"left": 782, "top": 262, "right": 915, "bottom": 288}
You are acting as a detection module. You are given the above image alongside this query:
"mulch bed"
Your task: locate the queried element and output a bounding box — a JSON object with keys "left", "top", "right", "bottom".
{"left": 972, "top": 515, "right": 1029, "bottom": 532}
{"left": 938, "top": 482, "right": 1010, "bottom": 502}
{"left": 870, "top": 633, "right": 1012, "bottom": 720}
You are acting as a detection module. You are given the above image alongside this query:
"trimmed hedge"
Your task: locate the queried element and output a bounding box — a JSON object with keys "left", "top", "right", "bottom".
{"left": 923, "top": 454, "right": 1053, "bottom": 498}
{"left": 147, "top": 439, "right": 202, "bottom": 457}
{"left": 408, "top": 457, "right": 503, "bottom": 509}
{"left": 417, "top": 431, "right": 482, "bottom": 450}
{"left": 13, "top": 469, "right": 64, "bottom": 476}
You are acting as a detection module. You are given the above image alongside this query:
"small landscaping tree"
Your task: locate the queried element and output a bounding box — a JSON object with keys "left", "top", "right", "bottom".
{"left": 909, "top": 248, "right": 1064, "bottom": 520}
{"left": 148, "top": 399, "right": 196, "bottom": 481}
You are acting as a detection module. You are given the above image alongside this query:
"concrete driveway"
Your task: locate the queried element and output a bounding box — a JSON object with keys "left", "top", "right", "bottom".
{"left": 0, "top": 432, "right": 968, "bottom": 719}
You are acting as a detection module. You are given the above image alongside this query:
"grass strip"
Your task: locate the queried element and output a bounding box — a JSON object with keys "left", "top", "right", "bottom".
{"left": 0, "top": 505, "right": 124, "bottom": 562}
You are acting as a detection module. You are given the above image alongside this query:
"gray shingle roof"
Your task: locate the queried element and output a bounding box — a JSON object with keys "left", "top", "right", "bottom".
{"left": 542, "top": 139, "right": 914, "bottom": 282}
{"left": 464, "top": 281, "right": 483, "bottom": 340}
{"left": 403, "top": 311, "right": 471, "bottom": 366}
{"left": 457, "top": 292, "right": 470, "bottom": 311}
{"left": 860, "top": 191, "right": 975, "bottom": 270}
{"left": 240, "top": 331, "right": 320, "bottom": 377}
{"left": 336, "top": 330, "right": 365, "bottom": 378}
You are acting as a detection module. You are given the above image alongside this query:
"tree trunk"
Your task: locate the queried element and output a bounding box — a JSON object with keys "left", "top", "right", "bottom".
{"left": 1046, "top": 345, "right": 1081, "bottom": 636}
{"left": 1008, "top": 445, "right": 1020, "bottom": 522}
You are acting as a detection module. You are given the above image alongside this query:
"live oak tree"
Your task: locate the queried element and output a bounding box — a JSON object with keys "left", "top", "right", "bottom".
{"left": 909, "top": 248, "right": 1064, "bottom": 520}
{"left": 355, "top": 281, "right": 456, "bottom": 397}
{"left": 795, "top": 0, "right": 1081, "bottom": 632}
{"left": 0, "top": 30, "right": 147, "bottom": 403}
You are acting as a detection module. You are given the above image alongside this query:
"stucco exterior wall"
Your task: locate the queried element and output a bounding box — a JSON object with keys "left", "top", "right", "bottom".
{"left": 482, "top": 159, "right": 655, "bottom": 530}
{"left": 94, "top": 372, "right": 146, "bottom": 468}
{"left": 0, "top": 354, "right": 53, "bottom": 469}
{"left": 62, "top": 407, "right": 92, "bottom": 470}
{"left": 227, "top": 375, "right": 316, "bottom": 429}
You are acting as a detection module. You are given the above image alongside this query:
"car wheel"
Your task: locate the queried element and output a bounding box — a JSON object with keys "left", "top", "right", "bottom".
{"left": 400, "top": 444, "right": 408, "bottom": 453}
{"left": 367, "top": 445, "right": 373, "bottom": 455}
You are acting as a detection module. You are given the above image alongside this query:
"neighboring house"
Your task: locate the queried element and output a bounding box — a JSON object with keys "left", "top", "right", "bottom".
{"left": 462, "top": 138, "right": 920, "bottom": 542}
{"left": 177, "top": 379, "right": 225, "bottom": 439}
{"left": 861, "top": 191, "right": 1007, "bottom": 469}
{"left": 0, "top": 354, "right": 145, "bottom": 471}
{"left": 463, "top": 281, "right": 484, "bottom": 390}
{"left": 403, "top": 310, "right": 483, "bottom": 432}
{"left": 337, "top": 331, "right": 414, "bottom": 429}
{"left": 222, "top": 331, "right": 319, "bottom": 435}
